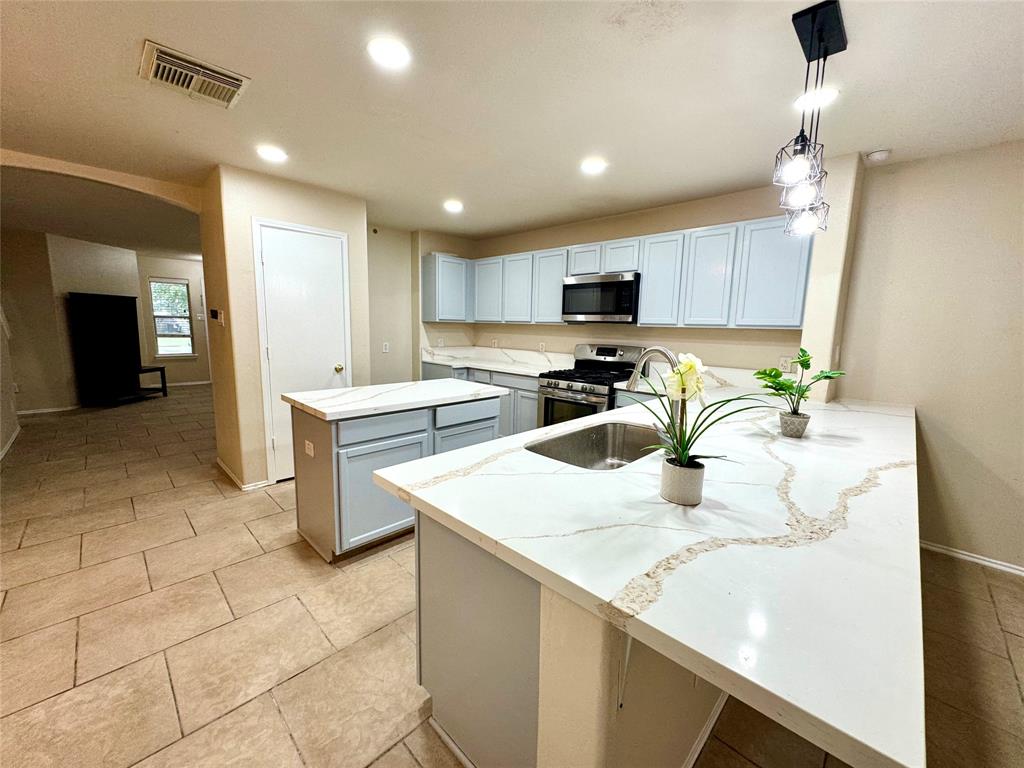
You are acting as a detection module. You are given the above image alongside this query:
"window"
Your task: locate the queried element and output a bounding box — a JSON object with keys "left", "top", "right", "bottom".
{"left": 149, "top": 278, "right": 194, "bottom": 356}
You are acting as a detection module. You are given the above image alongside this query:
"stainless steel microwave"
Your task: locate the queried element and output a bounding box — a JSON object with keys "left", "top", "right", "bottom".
{"left": 561, "top": 272, "right": 641, "bottom": 323}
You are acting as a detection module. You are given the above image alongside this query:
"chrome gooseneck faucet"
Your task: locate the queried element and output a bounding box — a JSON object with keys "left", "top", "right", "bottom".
{"left": 624, "top": 346, "right": 683, "bottom": 424}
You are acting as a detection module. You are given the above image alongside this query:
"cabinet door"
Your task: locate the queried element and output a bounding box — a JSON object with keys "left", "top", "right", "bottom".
{"left": 474, "top": 257, "right": 503, "bottom": 322}
{"left": 434, "top": 419, "right": 500, "bottom": 454}
{"left": 437, "top": 255, "right": 468, "bottom": 321}
{"left": 532, "top": 248, "right": 567, "bottom": 323}
{"left": 568, "top": 244, "right": 601, "bottom": 275}
{"left": 512, "top": 390, "right": 538, "bottom": 433}
{"left": 338, "top": 432, "right": 428, "bottom": 550}
{"left": 502, "top": 253, "right": 534, "bottom": 322}
{"left": 732, "top": 218, "right": 811, "bottom": 327}
{"left": 682, "top": 225, "right": 738, "bottom": 326}
{"left": 601, "top": 238, "right": 641, "bottom": 273}
{"left": 498, "top": 391, "right": 514, "bottom": 437}
{"left": 638, "top": 233, "right": 684, "bottom": 325}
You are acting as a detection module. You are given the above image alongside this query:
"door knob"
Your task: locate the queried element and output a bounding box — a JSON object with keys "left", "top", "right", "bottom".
{"left": 334, "top": 364, "right": 345, "bottom": 373}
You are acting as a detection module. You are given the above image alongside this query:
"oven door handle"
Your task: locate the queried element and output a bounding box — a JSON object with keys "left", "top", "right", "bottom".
{"left": 539, "top": 387, "right": 608, "bottom": 406}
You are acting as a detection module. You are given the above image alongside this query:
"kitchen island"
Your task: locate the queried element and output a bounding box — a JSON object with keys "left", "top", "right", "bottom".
{"left": 374, "top": 392, "right": 923, "bottom": 768}
{"left": 283, "top": 378, "right": 506, "bottom": 561}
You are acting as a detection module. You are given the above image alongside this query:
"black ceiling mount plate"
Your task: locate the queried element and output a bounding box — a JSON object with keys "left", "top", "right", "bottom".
{"left": 792, "top": 0, "right": 848, "bottom": 62}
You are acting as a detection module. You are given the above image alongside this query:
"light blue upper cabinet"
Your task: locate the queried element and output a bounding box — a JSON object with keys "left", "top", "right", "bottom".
{"left": 474, "top": 256, "right": 503, "bottom": 322}
{"left": 568, "top": 244, "right": 601, "bottom": 275}
{"left": 637, "top": 233, "right": 684, "bottom": 325}
{"left": 421, "top": 252, "right": 470, "bottom": 322}
{"left": 502, "top": 253, "right": 534, "bottom": 322}
{"left": 732, "top": 217, "right": 812, "bottom": 328}
{"left": 681, "top": 225, "right": 739, "bottom": 326}
{"left": 532, "top": 248, "right": 567, "bottom": 323}
{"left": 601, "top": 238, "right": 641, "bottom": 273}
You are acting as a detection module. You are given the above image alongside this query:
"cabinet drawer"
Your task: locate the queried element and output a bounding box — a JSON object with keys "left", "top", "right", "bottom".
{"left": 470, "top": 369, "right": 491, "bottom": 384}
{"left": 433, "top": 419, "right": 500, "bottom": 454}
{"left": 337, "top": 409, "right": 430, "bottom": 446}
{"left": 435, "top": 398, "right": 501, "bottom": 428}
{"left": 490, "top": 372, "right": 539, "bottom": 392}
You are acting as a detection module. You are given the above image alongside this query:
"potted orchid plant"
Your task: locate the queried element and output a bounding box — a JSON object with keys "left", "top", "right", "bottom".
{"left": 629, "top": 354, "right": 769, "bottom": 506}
{"left": 754, "top": 348, "right": 845, "bottom": 438}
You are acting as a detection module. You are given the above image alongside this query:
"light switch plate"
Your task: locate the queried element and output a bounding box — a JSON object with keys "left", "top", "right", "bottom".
{"left": 304, "top": 440, "right": 315, "bottom": 458}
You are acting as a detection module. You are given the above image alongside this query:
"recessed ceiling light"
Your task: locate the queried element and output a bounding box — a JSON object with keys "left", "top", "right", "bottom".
{"left": 256, "top": 144, "right": 288, "bottom": 163}
{"left": 865, "top": 148, "right": 892, "bottom": 163}
{"left": 794, "top": 86, "right": 839, "bottom": 112}
{"left": 367, "top": 37, "right": 411, "bottom": 71}
{"left": 580, "top": 156, "right": 609, "bottom": 176}
{"left": 443, "top": 199, "right": 464, "bottom": 214}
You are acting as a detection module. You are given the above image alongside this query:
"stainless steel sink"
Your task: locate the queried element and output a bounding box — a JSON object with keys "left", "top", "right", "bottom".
{"left": 524, "top": 422, "right": 660, "bottom": 470}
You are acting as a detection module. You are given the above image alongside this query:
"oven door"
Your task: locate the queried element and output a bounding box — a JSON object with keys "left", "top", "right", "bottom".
{"left": 561, "top": 272, "right": 640, "bottom": 323}
{"left": 539, "top": 387, "right": 609, "bottom": 427}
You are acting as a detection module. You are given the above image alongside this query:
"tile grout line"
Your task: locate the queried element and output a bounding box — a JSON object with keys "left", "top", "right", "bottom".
{"left": 161, "top": 651, "right": 185, "bottom": 739}
{"left": 269, "top": 688, "right": 311, "bottom": 767}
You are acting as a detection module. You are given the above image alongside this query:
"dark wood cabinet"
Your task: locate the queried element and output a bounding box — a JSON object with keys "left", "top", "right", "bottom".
{"left": 66, "top": 292, "right": 144, "bottom": 406}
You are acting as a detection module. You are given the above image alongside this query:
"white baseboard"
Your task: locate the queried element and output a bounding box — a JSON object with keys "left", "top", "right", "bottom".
{"left": 216, "top": 457, "right": 273, "bottom": 492}
{"left": 921, "top": 540, "right": 1024, "bottom": 577}
{"left": 166, "top": 380, "right": 212, "bottom": 387}
{"left": 0, "top": 424, "right": 22, "bottom": 460}
{"left": 16, "top": 405, "right": 78, "bottom": 415}
{"left": 428, "top": 717, "right": 475, "bottom": 768}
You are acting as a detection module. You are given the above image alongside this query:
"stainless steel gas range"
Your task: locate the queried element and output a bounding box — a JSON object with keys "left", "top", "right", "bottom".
{"left": 537, "top": 344, "right": 644, "bottom": 426}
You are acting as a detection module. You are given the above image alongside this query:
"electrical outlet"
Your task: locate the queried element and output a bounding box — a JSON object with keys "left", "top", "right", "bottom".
{"left": 539, "top": 342, "right": 546, "bottom": 352}
{"left": 304, "top": 440, "right": 315, "bottom": 458}
{"left": 382, "top": 342, "right": 390, "bottom": 353}
{"left": 437, "top": 337, "right": 445, "bottom": 347}
{"left": 491, "top": 338, "right": 498, "bottom": 348}
{"left": 779, "top": 356, "right": 794, "bottom": 373}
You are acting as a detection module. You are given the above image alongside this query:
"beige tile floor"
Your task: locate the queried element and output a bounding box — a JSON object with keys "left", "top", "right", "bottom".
{"left": 1, "top": 386, "right": 1021, "bottom": 767}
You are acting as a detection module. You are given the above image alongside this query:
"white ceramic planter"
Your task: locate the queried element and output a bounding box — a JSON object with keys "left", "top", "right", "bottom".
{"left": 779, "top": 411, "right": 811, "bottom": 438}
{"left": 660, "top": 459, "right": 704, "bottom": 506}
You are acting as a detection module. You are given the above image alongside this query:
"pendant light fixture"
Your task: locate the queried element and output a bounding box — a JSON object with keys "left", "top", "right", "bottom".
{"left": 773, "top": 1, "right": 848, "bottom": 236}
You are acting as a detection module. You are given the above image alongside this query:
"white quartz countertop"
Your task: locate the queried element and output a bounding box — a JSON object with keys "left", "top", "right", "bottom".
{"left": 282, "top": 379, "right": 507, "bottom": 421}
{"left": 374, "top": 393, "right": 923, "bottom": 768}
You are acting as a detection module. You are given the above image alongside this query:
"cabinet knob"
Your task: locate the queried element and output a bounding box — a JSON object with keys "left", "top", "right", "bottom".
{"left": 334, "top": 364, "right": 345, "bottom": 373}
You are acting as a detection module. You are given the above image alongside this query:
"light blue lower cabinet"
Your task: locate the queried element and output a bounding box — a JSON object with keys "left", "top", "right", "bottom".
{"left": 513, "top": 390, "right": 539, "bottom": 433}
{"left": 499, "top": 392, "right": 513, "bottom": 437}
{"left": 434, "top": 419, "right": 500, "bottom": 454}
{"left": 338, "top": 432, "right": 429, "bottom": 550}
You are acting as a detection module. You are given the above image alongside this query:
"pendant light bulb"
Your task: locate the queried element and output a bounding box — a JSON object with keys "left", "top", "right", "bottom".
{"left": 779, "top": 155, "right": 812, "bottom": 186}
{"left": 783, "top": 181, "right": 815, "bottom": 208}
{"left": 790, "top": 209, "right": 819, "bottom": 236}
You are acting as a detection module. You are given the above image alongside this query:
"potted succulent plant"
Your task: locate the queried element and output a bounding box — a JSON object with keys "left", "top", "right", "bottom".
{"left": 630, "top": 354, "right": 769, "bottom": 506}
{"left": 754, "top": 349, "right": 845, "bottom": 438}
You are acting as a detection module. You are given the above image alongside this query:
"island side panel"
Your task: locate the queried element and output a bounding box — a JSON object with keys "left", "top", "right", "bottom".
{"left": 419, "top": 514, "right": 541, "bottom": 768}
{"left": 536, "top": 586, "right": 726, "bottom": 768}
{"left": 291, "top": 406, "right": 339, "bottom": 560}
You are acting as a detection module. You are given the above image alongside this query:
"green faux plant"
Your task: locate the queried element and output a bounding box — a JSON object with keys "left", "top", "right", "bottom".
{"left": 754, "top": 348, "right": 845, "bottom": 415}
{"left": 627, "top": 354, "right": 769, "bottom": 468}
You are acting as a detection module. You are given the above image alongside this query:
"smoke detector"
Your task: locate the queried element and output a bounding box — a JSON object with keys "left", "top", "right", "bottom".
{"left": 139, "top": 40, "right": 250, "bottom": 108}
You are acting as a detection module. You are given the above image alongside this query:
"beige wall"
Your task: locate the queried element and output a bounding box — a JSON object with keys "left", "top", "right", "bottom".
{"left": 368, "top": 225, "right": 414, "bottom": 384}
{"left": 838, "top": 141, "right": 1023, "bottom": 568}
{"left": 1, "top": 308, "right": 19, "bottom": 454}
{"left": 0, "top": 228, "right": 75, "bottom": 411}
{"left": 201, "top": 165, "right": 370, "bottom": 486}
{"left": 136, "top": 253, "right": 211, "bottom": 385}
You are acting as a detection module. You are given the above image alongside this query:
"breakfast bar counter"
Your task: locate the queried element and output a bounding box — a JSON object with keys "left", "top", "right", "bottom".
{"left": 374, "top": 393, "right": 923, "bottom": 768}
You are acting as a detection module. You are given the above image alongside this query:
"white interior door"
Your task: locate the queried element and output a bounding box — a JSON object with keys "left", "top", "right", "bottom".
{"left": 256, "top": 221, "right": 350, "bottom": 481}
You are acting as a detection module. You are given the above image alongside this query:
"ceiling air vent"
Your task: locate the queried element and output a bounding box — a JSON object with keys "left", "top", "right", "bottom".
{"left": 139, "top": 40, "right": 250, "bottom": 109}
